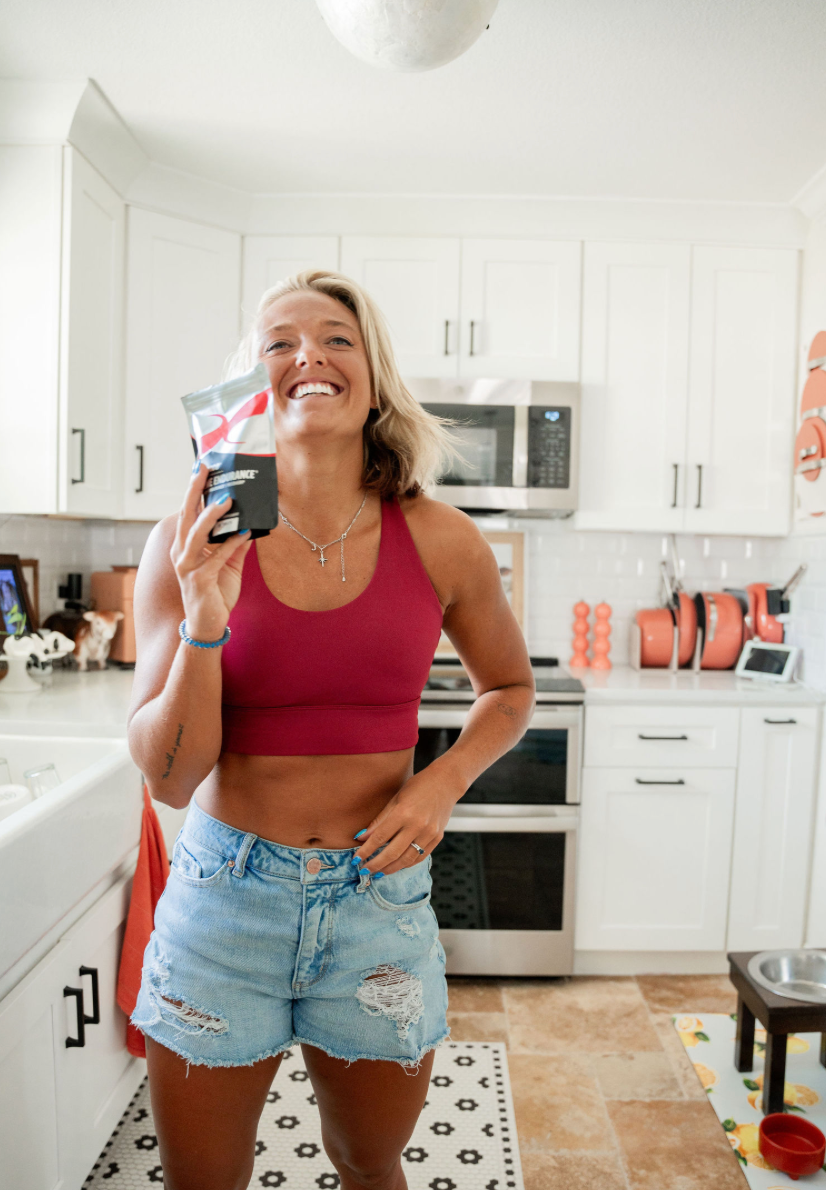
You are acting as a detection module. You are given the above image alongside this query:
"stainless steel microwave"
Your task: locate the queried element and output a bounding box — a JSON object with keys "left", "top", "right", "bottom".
{"left": 407, "top": 378, "right": 579, "bottom": 513}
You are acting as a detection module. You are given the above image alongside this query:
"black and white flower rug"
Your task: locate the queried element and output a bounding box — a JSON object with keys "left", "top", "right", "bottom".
{"left": 84, "top": 1042, "right": 523, "bottom": 1190}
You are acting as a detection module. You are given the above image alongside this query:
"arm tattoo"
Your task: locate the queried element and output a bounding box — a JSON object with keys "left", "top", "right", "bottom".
{"left": 496, "top": 702, "right": 518, "bottom": 718}
{"left": 161, "top": 722, "right": 184, "bottom": 779}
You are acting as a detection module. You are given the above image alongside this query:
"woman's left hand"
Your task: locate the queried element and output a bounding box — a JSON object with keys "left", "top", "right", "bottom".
{"left": 352, "top": 768, "right": 464, "bottom": 877}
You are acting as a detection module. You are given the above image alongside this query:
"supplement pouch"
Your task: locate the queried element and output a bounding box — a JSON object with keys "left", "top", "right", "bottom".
{"left": 182, "top": 363, "right": 278, "bottom": 543}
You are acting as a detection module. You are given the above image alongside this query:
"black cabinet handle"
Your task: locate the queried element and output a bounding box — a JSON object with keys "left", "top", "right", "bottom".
{"left": 135, "top": 444, "right": 144, "bottom": 493}
{"left": 469, "top": 320, "right": 477, "bottom": 356}
{"left": 79, "top": 965, "right": 100, "bottom": 1025}
{"left": 64, "top": 986, "right": 86, "bottom": 1047}
{"left": 71, "top": 428, "right": 85, "bottom": 484}
{"left": 443, "top": 320, "right": 450, "bottom": 356}
{"left": 671, "top": 463, "right": 679, "bottom": 508}
{"left": 638, "top": 733, "right": 689, "bottom": 741}
{"left": 764, "top": 718, "right": 797, "bottom": 725}
{"left": 635, "top": 778, "right": 686, "bottom": 785}
{"left": 695, "top": 463, "right": 703, "bottom": 509}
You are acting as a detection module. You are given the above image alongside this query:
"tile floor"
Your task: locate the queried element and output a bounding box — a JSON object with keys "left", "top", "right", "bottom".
{"left": 446, "top": 973, "right": 746, "bottom": 1190}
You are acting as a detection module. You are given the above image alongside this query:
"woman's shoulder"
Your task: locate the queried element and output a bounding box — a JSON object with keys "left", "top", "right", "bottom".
{"left": 397, "top": 493, "right": 495, "bottom": 605}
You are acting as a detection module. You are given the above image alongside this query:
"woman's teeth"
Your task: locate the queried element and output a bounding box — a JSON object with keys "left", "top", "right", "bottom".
{"left": 291, "top": 382, "right": 339, "bottom": 399}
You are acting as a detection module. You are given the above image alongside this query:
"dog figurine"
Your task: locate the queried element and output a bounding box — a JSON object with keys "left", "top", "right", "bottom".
{"left": 73, "top": 611, "right": 124, "bottom": 671}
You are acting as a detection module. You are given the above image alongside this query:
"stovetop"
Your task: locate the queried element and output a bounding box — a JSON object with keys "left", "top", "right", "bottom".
{"left": 422, "top": 657, "right": 584, "bottom": 704}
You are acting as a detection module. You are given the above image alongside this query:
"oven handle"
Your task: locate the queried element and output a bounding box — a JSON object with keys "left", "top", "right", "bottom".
{"left": 445, "top": 814, "right": 578, "bottom": 833}
{"left": 418, "top": 707, "right": 582, "bottom": 730}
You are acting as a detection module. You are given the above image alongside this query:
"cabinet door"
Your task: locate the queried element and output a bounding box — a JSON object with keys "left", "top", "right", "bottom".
{"left": 576, "top": 767, "right": 735, "bottom": 951}
{"left": 54, "top": 876, "right": 144, "bottom": 1190}
{"left": 728, "top": 707, "right": 818, "bottom": 951}
{"left": 59, "top": 147, "right": 125, "bottom": 518}
{"left": 685, "top": 247, "right": 798, "bottom": 536}
{"left": 123, "top": 209, "right": 241, "bottom": 520}
{"left": 242, "top": 235, "right": 339, "bottom": 328}
{"left": 577, "top": 243, "right": 691, "bottom": 531}
{"left": 340, "top": 236, "right": 460, "bottom": 377}
{"left": 459, "top": 239, "right": 581, "bottom": 380}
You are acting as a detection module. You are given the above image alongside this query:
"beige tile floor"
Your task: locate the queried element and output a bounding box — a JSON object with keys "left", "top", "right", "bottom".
{"left": 446, "top": 974, "right": 746, "bottom": 1190}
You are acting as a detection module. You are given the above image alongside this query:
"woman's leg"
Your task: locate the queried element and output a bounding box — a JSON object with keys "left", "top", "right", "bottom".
{"left": 145, "top": 1037, "right": 282, "bottom": 1190}
{"left": 302, "top": 1044, "right": 436, "bottom": 1190}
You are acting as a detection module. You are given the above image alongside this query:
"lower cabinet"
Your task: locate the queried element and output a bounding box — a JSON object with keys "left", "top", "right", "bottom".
{"left": 0, "top": 872, "right": 144, "bottom": 1190}
{"left": 576, "top": 767, "right": 736, "bottom": 951}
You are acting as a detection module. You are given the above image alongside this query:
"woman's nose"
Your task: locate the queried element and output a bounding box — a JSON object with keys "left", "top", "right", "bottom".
{"left": 295, "top": 338, "right": 327, "bottom": 367}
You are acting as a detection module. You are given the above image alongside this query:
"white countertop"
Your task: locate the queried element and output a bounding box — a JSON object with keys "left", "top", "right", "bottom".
{"left": 0, "top": 668, "right": 135, "bottom": 736}
{"left": 579, "top": 665, "right": 825, "bottom": 706}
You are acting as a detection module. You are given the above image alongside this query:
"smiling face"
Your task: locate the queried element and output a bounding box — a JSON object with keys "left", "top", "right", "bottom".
{"left": 255, "top": 290, "right": 376, "bottom": 448}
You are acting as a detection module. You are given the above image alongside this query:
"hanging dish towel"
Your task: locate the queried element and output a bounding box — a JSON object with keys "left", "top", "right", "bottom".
{"left": 117, "top": 786, "right": 170, "bottom": 1057}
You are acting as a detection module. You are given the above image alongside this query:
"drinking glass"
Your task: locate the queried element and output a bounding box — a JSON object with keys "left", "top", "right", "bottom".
{"left": 0, "top": 759, "right": 10, "bottom": 786}
{"left": 24, "top": 763, "right": 62, "bottom": 798}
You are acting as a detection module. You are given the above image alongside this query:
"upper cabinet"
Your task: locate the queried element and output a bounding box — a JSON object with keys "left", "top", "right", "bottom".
{"left": 576, "top": 242, "right": 798, "bottom": 536}
{"left": 340, "top": 236, "right": 461, "bottom": 377}
{"left": 459, "top": 239, "right": 581, "bottom": 380}
{"left": 578, "top": 243, "right": 691, "bottom": 531}
{"left": 685, "top": 247, "right": 798, "bottom": 536}
{"left": 122, "top": 209, "right": 241, "bottom": 522}
{"left": 242, "top": 235, "right": 339, "bottom": 328}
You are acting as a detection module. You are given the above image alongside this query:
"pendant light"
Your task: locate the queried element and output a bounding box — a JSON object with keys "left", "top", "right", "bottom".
{"left": 315, "top": 0, "right": 500, "bottom": 72}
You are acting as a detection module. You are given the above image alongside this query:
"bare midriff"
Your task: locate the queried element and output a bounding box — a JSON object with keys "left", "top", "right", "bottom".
{"left": 195, "top": 748, "right": 415, "bottom": 849}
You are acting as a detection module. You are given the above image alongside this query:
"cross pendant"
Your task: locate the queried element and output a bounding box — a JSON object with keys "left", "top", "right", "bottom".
{"left": 318, "top": 550, "right": 327, "bottom": 567}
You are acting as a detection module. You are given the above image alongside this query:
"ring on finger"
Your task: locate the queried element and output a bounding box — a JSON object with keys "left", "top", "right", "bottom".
{"left": 409, "top": 841, "right": 425, "bottom": 856}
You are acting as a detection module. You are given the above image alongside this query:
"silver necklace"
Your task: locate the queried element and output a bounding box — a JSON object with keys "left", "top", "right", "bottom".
{"left": 279, "top": 493, "right": 368, "bottom": 583}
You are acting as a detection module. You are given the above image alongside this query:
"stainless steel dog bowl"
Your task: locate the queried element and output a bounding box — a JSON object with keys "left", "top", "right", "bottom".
{"left": 748, "top": 950, "right": 826, "bottom": 1004}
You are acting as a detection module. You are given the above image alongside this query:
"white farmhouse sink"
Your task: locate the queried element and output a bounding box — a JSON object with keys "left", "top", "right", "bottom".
{"left": 0, "top": 732, "right": 143, "bottom": 986}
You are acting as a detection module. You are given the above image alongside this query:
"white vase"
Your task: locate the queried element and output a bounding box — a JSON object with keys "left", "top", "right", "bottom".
{"left": 0, "top": 655, "right": 43, "bottom": 694}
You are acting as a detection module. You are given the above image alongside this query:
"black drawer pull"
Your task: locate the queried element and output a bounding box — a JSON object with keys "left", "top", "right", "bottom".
{"left": 635, "top": 778, "right": 686, "bottom": 785}
{"left": 764, "top": 718, "right": 797, "bottom": 725}
{"left": 64, "top": 986, "right": 86, "bottom": 1047}
{"left": 80, "top": 965, "right": 100, "bottom": 1025}
{"left": 638, "top": 734, "right": 689, "bottom": 741}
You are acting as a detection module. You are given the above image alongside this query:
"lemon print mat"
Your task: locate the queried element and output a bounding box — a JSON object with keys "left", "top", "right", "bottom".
{"left": 675, "top": 1013, "right": 826, "bottom": 1187}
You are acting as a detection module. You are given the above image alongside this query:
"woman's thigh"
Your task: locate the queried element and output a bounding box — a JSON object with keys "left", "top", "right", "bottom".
{"left": 303, "top": 1043, "right": 435, "bottom": 1185}
{"left": 146, "top": 1037, "right": 282, "bottom": 1190}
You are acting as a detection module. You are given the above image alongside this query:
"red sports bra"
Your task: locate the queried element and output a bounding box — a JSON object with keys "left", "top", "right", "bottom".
{"left": 220, "top": 498, "right": 444, "bottom": 755}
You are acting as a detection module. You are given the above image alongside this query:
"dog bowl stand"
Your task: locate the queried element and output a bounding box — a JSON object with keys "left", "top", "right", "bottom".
{"left": 729, "top": 951, "right": 826, "bottom": 1115}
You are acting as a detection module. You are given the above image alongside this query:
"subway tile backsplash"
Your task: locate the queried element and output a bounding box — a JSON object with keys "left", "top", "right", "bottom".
{"left": 2, "top": 512, "right": 824, "bottom": 689}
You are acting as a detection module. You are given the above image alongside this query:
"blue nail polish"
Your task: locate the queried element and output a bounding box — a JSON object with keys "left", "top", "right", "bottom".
{"left": 350, "top": 855, "right": 361, "bottom": 865}
{"left": 353, "top": 829, "right": 367, "bottom": 840}
{"left": 359, "top": 868, "right": 369, "bottom": 876}
{"left": 373, "top": 872, "right": 384, "bottom": 880}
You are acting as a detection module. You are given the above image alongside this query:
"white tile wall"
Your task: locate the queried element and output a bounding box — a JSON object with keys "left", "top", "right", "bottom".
{"left": 3, "top": 511, "right": 823, "bottom": 688}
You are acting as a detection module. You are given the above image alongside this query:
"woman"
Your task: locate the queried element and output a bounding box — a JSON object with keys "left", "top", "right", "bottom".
{"left": 128, "top": 270, "right": 534, "bottom": 1190}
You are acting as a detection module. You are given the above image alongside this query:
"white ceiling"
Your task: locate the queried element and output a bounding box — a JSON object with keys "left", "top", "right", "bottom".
{"left": 2, "top": 0, "right": 825, "bottom": 202}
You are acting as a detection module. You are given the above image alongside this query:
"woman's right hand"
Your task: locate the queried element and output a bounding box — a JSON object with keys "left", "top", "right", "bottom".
{"left": 170, "top": 464, "right": 254, "bottom": 641}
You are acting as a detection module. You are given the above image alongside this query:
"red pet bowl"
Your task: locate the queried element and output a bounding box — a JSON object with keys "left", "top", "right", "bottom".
{"left": 759, "top": 1113, "right": 826, "bottom": 1180}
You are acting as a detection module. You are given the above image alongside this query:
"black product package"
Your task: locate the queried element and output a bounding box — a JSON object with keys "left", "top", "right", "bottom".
{"left": 181, "top": 363, "right": 278, "bottom": 543}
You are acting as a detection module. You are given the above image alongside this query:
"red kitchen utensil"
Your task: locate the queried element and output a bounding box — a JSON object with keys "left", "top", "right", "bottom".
{"left": 759, "top": 1113, "right": 826, "bottom": 1180}
{"left": 747, "top": 582, "right": 784, "bottom": 644}
{"left": 808, "top": 330, "right": 826, "bottom": 369}
{"left": 801, "top": 366, "right": 826, "bottom": 417}
{"left": 635, "top": 607, "right": 676, "bottom": 667}
{"left": 693, "top": 591, "right": 744, "bottom": 669}
{"left": 676, "top": 591, "right": 697, "bottom": 665}
{"left": 796, "top": 419, "right": 826, "bottom": 483}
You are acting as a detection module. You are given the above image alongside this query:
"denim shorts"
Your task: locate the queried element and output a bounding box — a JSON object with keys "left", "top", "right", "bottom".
{"left": 132, "top": 800, "right": 449, "bottom": 1069}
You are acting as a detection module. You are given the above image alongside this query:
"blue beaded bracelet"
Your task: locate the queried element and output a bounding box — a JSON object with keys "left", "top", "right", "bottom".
{"left": 178, "top": 620, "right": 231, "bottom": 649}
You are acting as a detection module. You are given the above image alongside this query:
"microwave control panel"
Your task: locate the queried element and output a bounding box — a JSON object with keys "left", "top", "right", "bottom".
{"left": 528, "top": 407, "right": 571, "bottom": 488}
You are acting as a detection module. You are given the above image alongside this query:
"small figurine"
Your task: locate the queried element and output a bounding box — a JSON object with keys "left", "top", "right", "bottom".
{"left": 570, "top": 601, "right": 590, "bottom": 668}
{"left": 73, "top": 611, "right": 124, "bottom": 671}
{"left": 592, "top": 602, "right": 613, "bottom": 671}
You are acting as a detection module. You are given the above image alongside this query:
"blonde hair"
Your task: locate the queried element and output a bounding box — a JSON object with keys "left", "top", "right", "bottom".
{"left": 225, "top": 270, "right": 454, "bottom": 499}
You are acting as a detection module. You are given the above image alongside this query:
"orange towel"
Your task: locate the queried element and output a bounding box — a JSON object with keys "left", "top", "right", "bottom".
{"left": 117, "top": 786, "right": 170, "bottom": 1058}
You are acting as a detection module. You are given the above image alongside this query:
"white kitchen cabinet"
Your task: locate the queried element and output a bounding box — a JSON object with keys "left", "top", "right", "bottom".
{"left": 0, "top": 873, "right": 143, "bottom": 1190}
{"left": 459, "top": 238, "right": 581, "bottom": 381}
{"left": 123, "top": 208, "right": 241, "bottom": 521}
{"left": 577, "top": 243, "right": 691, "bottom": 531}
{"left": 60, "top": 148, "right": 126, "bottom": 518}
{"left": 728, "top": 707, "right": 819, "bottom": 952}
{"left": 242, "top": 235, "right": 339, "bottom": 328}
{"left": 685, "top": 247, "right": 798, "bottom": 536}
{"left": 340, "top": 236, "right": 461, "bottom": 377}
{"left": 576, "top": 766, "right": 736, "bottom": 951}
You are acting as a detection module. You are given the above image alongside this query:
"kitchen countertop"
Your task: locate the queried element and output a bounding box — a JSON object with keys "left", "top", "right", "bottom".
{"left": 579, "top": 665, "right": 825, "bottom": 705}
{"left": 0, "top": 667, "right": 136, "bottom": 735}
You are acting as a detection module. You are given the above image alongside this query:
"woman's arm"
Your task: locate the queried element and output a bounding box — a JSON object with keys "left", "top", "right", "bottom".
{"left": 352, "top": 500, "right": 534, "bottom": 876}
{"left": 127, "top": 466, "right": 253, "bottom": 808}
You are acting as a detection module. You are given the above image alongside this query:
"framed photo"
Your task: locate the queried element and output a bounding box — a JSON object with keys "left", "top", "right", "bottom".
{"left": 0, "top": 554, "right": 37, "bottom": 639}
{"left": 435, "top": 530, "right": 525, "bottom": 655}
{"left": 19, "top": 559, "right": 39, "bottom": 629}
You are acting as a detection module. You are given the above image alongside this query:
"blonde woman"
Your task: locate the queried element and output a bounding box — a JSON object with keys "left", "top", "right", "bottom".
{"left": 128, "top": 271, "right": 534, "bottom": 1190}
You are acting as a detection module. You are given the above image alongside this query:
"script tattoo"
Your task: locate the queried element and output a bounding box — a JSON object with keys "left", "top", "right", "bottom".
{"left": 496, "top": 702, "right": 518, "bottom": 718}
{"left": 161, "top": 723, "right": 184, "bottom": 779}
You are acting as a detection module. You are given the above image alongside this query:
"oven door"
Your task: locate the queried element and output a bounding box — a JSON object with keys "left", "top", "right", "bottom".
{"left": 416, "top": 706, "right": 582, "bottom": 807}
{"left": 433, "top": 813, "right": 577, "bottom": 976}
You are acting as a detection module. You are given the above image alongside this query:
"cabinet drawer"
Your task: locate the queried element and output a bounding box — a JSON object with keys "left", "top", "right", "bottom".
{"left": 584, "top": 705, "right": 739, "bottom": 768}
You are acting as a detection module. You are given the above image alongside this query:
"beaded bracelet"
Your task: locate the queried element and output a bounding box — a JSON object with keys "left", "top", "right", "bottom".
{"left": 178, "top": 620, "right": 231, "bottom": 649}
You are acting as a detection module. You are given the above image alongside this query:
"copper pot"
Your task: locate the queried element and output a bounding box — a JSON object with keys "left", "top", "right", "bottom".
{"left": 676, "top": 592, "right": 697, "bottom": 665}
{"left": 746, "top": 583, "right": 784, "bottom": 644}
{"left": 694, "top": 591, "right": 744, "bottom": 669}
{"left": 636, "top": 607, "right": 677, "bottom": 667}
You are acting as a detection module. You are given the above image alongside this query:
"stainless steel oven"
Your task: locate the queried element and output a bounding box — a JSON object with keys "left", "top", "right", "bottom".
{"left": 416, "top": 682, "right": 582, "bottom": 976}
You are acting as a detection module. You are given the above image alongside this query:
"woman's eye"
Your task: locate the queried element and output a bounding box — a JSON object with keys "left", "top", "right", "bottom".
{"left": 329, "top": 336, "right": 353, "bottom": 346}
{"left": 265, "top": 340, "right": 289, "bottom": 352}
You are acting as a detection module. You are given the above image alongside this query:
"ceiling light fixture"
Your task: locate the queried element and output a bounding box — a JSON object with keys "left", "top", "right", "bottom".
{"left": 315, "top": 0, "right": 500, "bottom": 72}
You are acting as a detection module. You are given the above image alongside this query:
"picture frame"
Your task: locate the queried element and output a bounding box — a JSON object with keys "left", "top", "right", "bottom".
{"left": 19, "top": 559, "right": 39, "bottom": 630}
{"left": 435, "top": 530, "right": 525, "bottom": 655}
{"left": 0, "top": 554, "right": 37, "bottom": 639}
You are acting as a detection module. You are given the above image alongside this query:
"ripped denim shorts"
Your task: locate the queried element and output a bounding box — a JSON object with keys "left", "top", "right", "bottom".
{"left": 132, "top": 799, "right": 449, "bottom": 1069}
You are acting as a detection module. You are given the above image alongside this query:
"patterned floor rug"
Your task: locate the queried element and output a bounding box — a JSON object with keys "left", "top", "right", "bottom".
{"left": 84, "top": 1041, "right": 523, "bottom": 1190}
{"left": 674, "top": 1012, "right": 826, "bottom": 1188}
